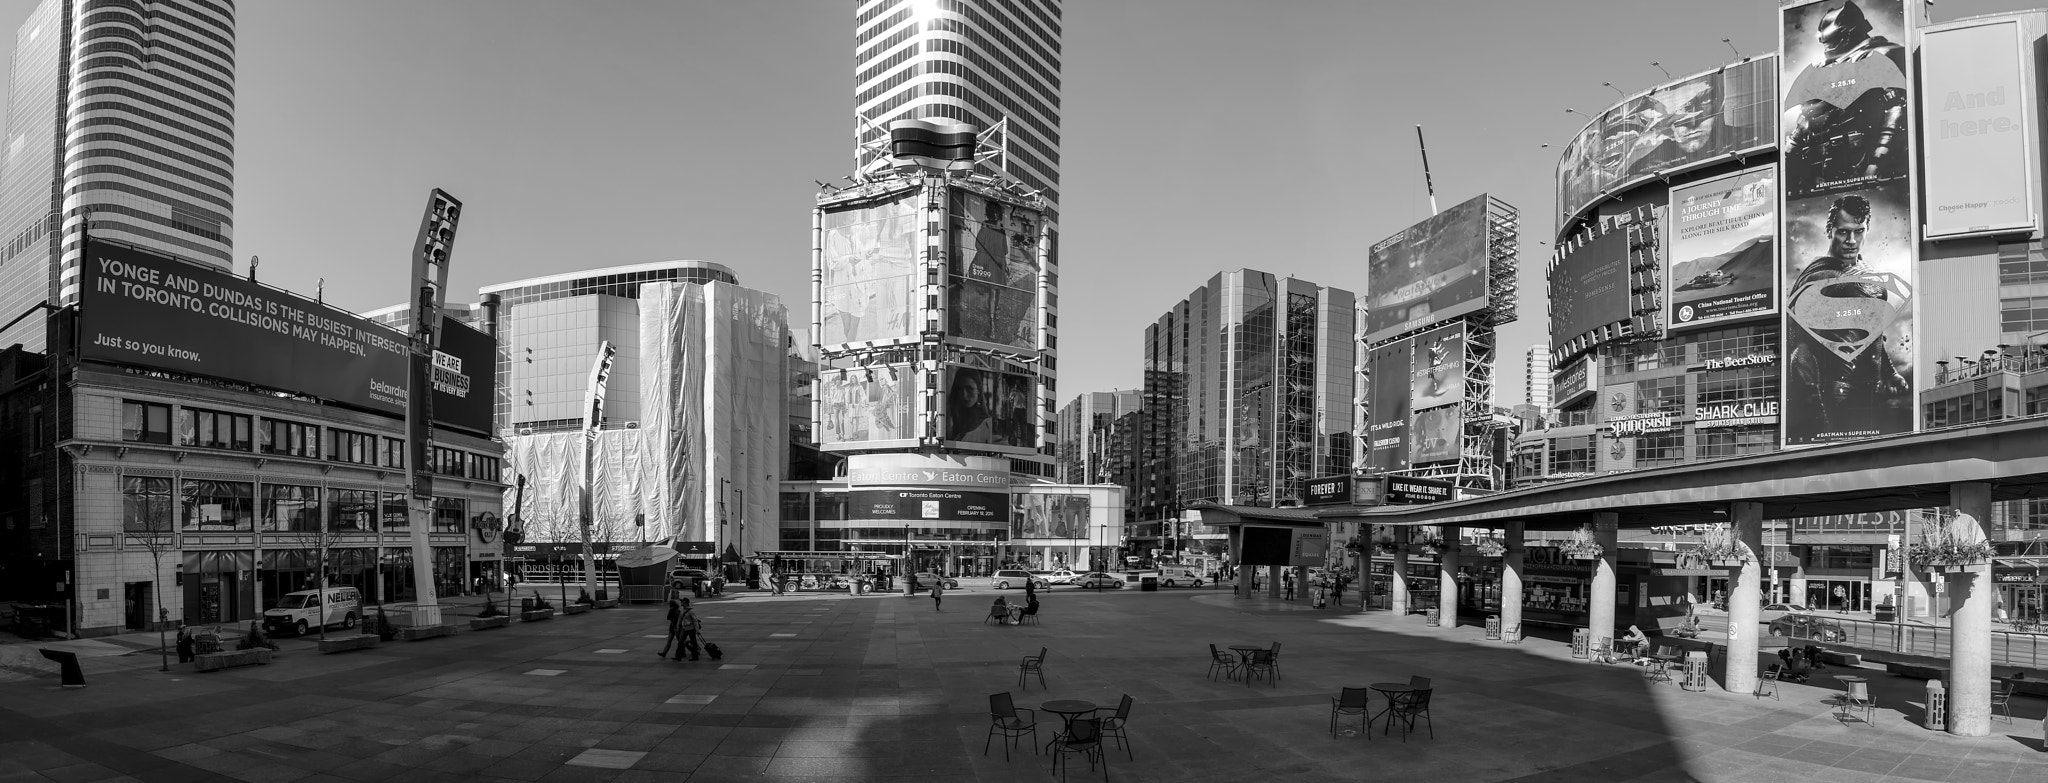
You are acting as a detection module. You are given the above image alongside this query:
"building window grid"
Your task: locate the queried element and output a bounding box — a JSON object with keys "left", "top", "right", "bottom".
{"left": 121, "top": 400, "right": 171, "bottom": 444}
{"left": 179, "top": 406, "right": 252, "bottom": 451}
{"left": 1695, "top": 365, "right": 1776, "bottom": 406}
{"left": 1694, "top": 325, "right": 1777, "bottom": 362}
{"left": 259, "top": 419, "right": 319, "bottom": 458}
{"left": 1697, "top": 425, "right": 1777, "bottom": 459}
{"left": 1634, "top": 432, "right": 1686, "bottom": 467}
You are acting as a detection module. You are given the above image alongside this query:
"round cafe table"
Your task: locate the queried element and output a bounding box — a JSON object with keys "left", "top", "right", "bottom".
{"left": 1041, "top": 699, "right": 1098, "bottom": 752}
{"left": 1370, "top": 682, "right": 1415, "bottom": 731}
{"left": 1230, "top": 645, "right": 1269, "bottom": 686}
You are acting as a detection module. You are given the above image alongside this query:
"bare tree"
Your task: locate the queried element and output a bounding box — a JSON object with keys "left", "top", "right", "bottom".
{"left": 127, "top": 479, "right": 177, "bottom": 671}
{"left": 276, "top": 502, "right": 343, "bottom": 640}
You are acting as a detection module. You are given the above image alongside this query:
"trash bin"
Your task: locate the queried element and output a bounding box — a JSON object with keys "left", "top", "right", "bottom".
{"left": 1875, "top": 605, "right": 1895, "bottom": 622}
{"left": 1141, "top": 576, "right": 1158, "bottom": 592}
{"left": 1925, "top": 679, "right": 1947, "bottom": 731}
{"left": 1571, "top": 627, "right": 1590, "bottom": 659}
{"left": 1485, "top": 615, "right": 1501, "bottom": 639}
{"left": 1682, "top": 651, "right": 1710, "bottom": 692}
{"left": 1425, "top": 608, "right": 1440, "bottom": 627}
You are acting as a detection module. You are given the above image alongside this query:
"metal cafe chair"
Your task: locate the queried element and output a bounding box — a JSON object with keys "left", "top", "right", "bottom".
{"left": 1408, "top": 675, "right": 1432, "bottom": 690}
{"left": 1835, "top": 680, "right": 1875, "bottom": 726}
{"left": 1268, "top": 641, "right": 1283, "bottom": 682}
{"left": 1330, "top": 687, "right": 1371, "bottom": 738}
{"left": 984, "top": 691, "right": 1038, "bottom": 761}
{"left": 1241, "top": 649, "right": 1278, "bottom": 687}
{"left": 1051, "top": 717, "right": 1108, "bottom": 782}
{"left": 1754, "top": 665, "right": 1781, "bottom": 701}
{"left": 1019, "top": 646, "right": 1048, "bottom": 689}
{"left": 1993, "top": 680, "right": 2016, "bottom": 723}
{"left": 1095, "top": 693, "right": 1135, "bottom": 760}
{"left": 1384, "top": 687, "right": 1434, "bottom": 741}
{"left": 1207, "top": 644, "right": 1241, "bottom": 681}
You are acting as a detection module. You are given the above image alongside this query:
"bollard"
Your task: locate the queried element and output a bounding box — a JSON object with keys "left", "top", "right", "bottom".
{"left": 1425, "top": 608, "right": 1440, "bottom": 627}
{"left": 1571, "top": 628, "right": 1590, "bottom": 659}
{"left": 1925, "top": 679, "right": 1947, "bottom": 731}
{"left": 1485, "top": 615, "right": 1501, "bottom": 640}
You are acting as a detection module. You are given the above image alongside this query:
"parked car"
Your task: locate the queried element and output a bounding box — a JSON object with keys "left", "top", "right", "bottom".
{"left": 913, "top": 572, "right": 961, "bottom": 590}
{"left": 988, "top": 570, "right": 1046, "bottom": 590}
{"left": 1158, "top": 566, "right": 1205, "bottom": 587}
{"left": 1769, "top": 613, "right": 1846, "bottom": 642}
{"left": 669, "top": 568, "right": 711, "bottom": 591}
{"left": 1073, "top": 572, "right": 1124, "bottom": 589}
{"left": 1759, "top": 603, "right": 1812, "bottom": 624}
{"left": 263, "top": 587, "right": 361, "bottom": 637}
{"left": 1032, "top": 569, "right": 1080, "bottom": 586}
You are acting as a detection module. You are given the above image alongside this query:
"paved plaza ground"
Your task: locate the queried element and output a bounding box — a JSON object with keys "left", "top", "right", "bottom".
{"left": 1, "top": 585, "right": 2046, "bottom": 782}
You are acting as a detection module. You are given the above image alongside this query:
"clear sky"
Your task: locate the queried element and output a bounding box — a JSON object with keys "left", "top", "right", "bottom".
{"left": 3, "top": 0, "right": 2039, "bottom": 410}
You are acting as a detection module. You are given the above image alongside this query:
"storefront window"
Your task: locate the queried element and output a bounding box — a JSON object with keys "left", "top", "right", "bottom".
{"left": 123, "top": 476, "right": 174, "bottom": 533}
{"left": 183, "top": 549, "right": 255, "bottom": 624}
{"left": 181, "top": 479, "right": 254, "bottom": 531}
{"left": 434, "top": 546, "right": 466, "bottom": 597}
{"left": 433, "top": 497, "right": 465, "bottom": 533}
{"left": 329, "top": 489, "right": 379, "bottom": 532}
{"left": 263, "top": 484, "right": 322, "bottom": 533}
{"left": 383, "top": 493, "right": 410, "bottom": 531}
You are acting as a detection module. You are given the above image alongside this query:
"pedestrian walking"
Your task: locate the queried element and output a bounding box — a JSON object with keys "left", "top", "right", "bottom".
{"left": 1283, "top": 574, "right": 1295, "bottom": 601}
{"left": 657, "top": 596, "right": 684, "bottom": 659}
{"left": 1332, "top": 575, "right": 1346, "bottom": 607}
{"left": 931, "top": 578, "right": 944, "bottom": 611}
{"left": 1313, "top": 582, "right": 1328, "bottom": 609}
{"left": 175, "top": 622, "right": 195, "bottom": 663}
{"left": 676, "top": 600, "right": 703, "bottom": 661}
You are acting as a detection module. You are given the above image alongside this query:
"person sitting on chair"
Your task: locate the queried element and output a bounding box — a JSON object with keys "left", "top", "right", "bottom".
{"left": 1620, "top": 625, "right": 1650, "bottom": 660}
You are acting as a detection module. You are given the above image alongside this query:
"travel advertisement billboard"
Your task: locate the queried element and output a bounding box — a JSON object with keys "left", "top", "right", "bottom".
{"left": 1548, "top": 218, "right": 1633, "bottom": 350}
{"left": 1410, "top": 322, "right": 1466, "bottom": 411}
{"left": 78, "top": 241, "right": 492, "bottom": 430}
{"left": 1667, "top": 167, "right": 1779, "bottom": 331}
{"left": 816, "top": 363, "right": 916, "bottom": 449}
{"left": 1780, "top": 0, "right": 1918, "bottom": 446}
{"left": 847, "top": 488, "right": 1011, "bottom": 525}
{"left": 1015, "top": 493, "right": 1090, "bottom": 538}
{"left": 1410, "top": 405, "right": 1462, "bottom": 464}
{"left": 944, "top": 365, "right": 1037, "bottom": 451}
{"left": 1365, "top": 338, "right": 1412, "bottom": 472}
{"left": 1557, "top": 57, "right": 1778, "bottom": 223}
{"left": 819, "top": 192, "right": 920, "bottom": 347}
{"left": 1366, "top": 194, "right": 1490, "bottom": 344}
{"left": 1920, "top": 18, "right": 2038, "bottom": 239}
{"left": 948, "top": 189, "right": 1041, "bottom": 349}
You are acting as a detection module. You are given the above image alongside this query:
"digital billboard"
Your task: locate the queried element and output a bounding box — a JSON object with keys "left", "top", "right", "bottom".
{"left": 1780, "top": 0, "right": 1918, "bottom": 446}
{"left": 78, "top": 241, "right": 492, "bottom": 430}
{"left": 847, "top": 488, "right": 1010, "bottom": 524}
{"left": 1365, "top": 338, "right": 1412, "bottom": 472}
{"left": 948, "top": 189, "right": 1041, "bottom": 348}
{"left": 1409, "top": 405, "right": 1461, "bottom": 464}
{"left": 1920, "top": 18, "right": 2038, "bottom": 239}
{"left": 1667, "top": 166, "right": 1779, "bottom": 331}
{"left": 1409, "top": 322, "right": 1465, "bottom": 410}
{"left": 819, "top": 192, "right": 919, "bottom": 347}
{"left": 1548, "top": 217, "right": 1633, "bottom": 350}
{"left": 1016, "top": 493, "right": 1089, "bottom": 538}
{"left": 816, "top": 363, "right": 916, "bottom": 448}
{"left": 1366, "top": 194, "right": 1490, "bottom": 344}
{"left": 944, "top": 365, "right": 1037, "bottom": 450}
{"left": 1557, "top": 57, "right": 1778, "bottom": 223}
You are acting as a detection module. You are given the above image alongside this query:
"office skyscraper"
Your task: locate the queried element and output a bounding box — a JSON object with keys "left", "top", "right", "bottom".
{"left": 0, "top": 0, "right": 236, "bottom": 351}
{"left": 1525, "top": 342, "right": 1551, "bottom": 412}
{"left": 854, "top": 0, "right": 1061, "bottom": 215}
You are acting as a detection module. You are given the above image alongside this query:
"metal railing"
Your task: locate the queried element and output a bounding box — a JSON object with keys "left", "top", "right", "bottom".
{"left": 1773, "top": 615, "right": 2048, "bottom": 669}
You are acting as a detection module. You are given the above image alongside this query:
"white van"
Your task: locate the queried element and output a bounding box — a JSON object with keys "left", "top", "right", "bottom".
{"left": 263, "top": 587, "right": 362, "bottom": 636}
{"left": 1158, "top": 567, "right": 1205, "bottom": 587}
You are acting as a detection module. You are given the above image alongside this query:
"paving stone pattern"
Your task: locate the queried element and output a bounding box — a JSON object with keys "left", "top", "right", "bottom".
{"left": 0, "top": 589, "right": 2044, "bottom": 781}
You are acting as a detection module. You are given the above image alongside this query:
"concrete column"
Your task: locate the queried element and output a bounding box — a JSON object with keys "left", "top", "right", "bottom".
{"left": 1439, "top": 525, "right": 1461, "bottom": 626}
{"left": 1391, "top": 526, "right": 1411, "bottom": 615}
{"left": 1725, "top": 501, "right": 1765, "bottom": 694}
{"left": 1950, "top": 482, "right": 1995, "bottom": 737}
{"left": 1502, "top": 521, "right": 1526, "bottom": 640}
{"left": 1267, "top": 565, "right": 1283, "bottom": 599}
{"left": 1587, "top": 513, "right": 1620, "bottom": 652}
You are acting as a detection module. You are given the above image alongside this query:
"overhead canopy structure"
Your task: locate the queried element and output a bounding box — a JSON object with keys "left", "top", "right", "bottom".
{"left": 1316, "top": 417, "right": 2048, "bottom": 530}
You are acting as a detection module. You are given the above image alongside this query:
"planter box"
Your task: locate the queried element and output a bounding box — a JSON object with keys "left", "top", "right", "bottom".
{"left": 316, "top": 635, "right": 380, "bottom": 654}
{"left": 593, "top": 599, "right": 618, "bottom": 609}
{"left": 468, "top": 616, "right": 511, "bottom": 631}
{"left": 1708, "top": 559, "right": 1747, "bottom": 568}
{"left": 563, "top": 604, "right": 591, "bottom": 615}
{"left": 193, "top": 648, "right": 272, "bottom": 672}
{"left": 520, "top": 609, "right": 554, "bottom": 622}
{"left": 397, "top": 625, "right": 454, "bottom": 641}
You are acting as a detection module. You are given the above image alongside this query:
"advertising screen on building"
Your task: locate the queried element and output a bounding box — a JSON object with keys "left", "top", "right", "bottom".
{"left": 845, "top": 452, "right": 1011, "bottom": 489}
{"left": 1015, "top": 493, "right": 1089, "bottom": 538}
{"left": 1920, "top": 18, "right": 2037, "bottom": 239}
{"left": 1366, "top": 194, "right": 1490, "bottom": 344}
{"left": 1668, "top": 167, "right": 1779, "bottom": 331}
{"left": 1557, "top": 57, "right": 1778, "bottom": 223}
{"left": 1780, "top": 0, "right": 1917, "bottom": 446}
{"left": 847, "top": 488, "right": 1011, "bottom": 524}
{"left": 1409, "top": 405, "right": 1461, "bottom": 464}
{"left": 1548, "top": 218, "right": 1633, "bottom": 350}
{"left": 944, "top": 365, "right": 1036, "bottom": 450}
{"left": 1302, "top": 474, "right": 1353, "bottom": 506}
{"left": 816, "top": 363, "right": 916, "bottom": 449}
{"left": 1409, "top": 322, "right": 1466, "bottom": 411}
{"left": 1385, "top": 475, "right": 1453, "bottom": 504}
{"left": 78, "top": 241, "right": 491, "bottom": 430}
{"left": 1365, "top": 338, "right": 1412, "bottom": 472}
{"left": 948, "top": 189, "right": 1041, "bottom": 349}
{"left": 819, "top": 192, "right": 920, "bottom": 347}
{"left": 1553, "top": 355, "right": 1597, "bottom": 406}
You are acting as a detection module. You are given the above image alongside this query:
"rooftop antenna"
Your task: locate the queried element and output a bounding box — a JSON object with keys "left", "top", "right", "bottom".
{"left": 1415, "top": 125, "right": 1439, "bottom": 216}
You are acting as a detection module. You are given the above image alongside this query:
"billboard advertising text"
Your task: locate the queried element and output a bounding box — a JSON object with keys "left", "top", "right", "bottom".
{"left": 1667, "top": 167, "right": 1779, "bottom": 330}
{"left": 1410, "top": 322, "right": 1466, "bottom": 411}
{"left": 1780, "top": 0, "right": 1917, "bottom": 446}
{"left": 819, "top": 194, "right": 919, "bottom": 347}
{"left": 816, "top": 363, "right": 915, "bottom": 448}
{"left": 1548, "top": 218, "right": 1633, "bottom": 349}
{"left": 845, "top": 453, "right": 1010, "bottom": 488}
{"left": 1366, "top": 194, "right": 1489, "bottom": 344}
{"left": 1015, "top": 493, "right": 1089, "bottom": 538}
{"left": 1365, "top": 338, "right": 1411, "bottom": 472}
{"left": 1920, "top": 19, "right": 2037, "bottom": 239}
{"left": 948, "top": 190, "right": 1040, "bottom": 349}
{"left": 847, "top": 489, "right": 1011, "bottom": 524}
{"left": 944, "top": 365, "right": 1036, "bottom": 450}
{"left": 79, "top": 241, "right": 490, "bottom": 430}
{"left": 1409, "top": 405, "right": 1461, "bottom": 464}
{"left": 1557, "top": 57, "right": 1778, "bottom": 223}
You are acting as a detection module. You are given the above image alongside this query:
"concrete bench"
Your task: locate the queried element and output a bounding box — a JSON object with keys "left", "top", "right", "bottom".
{"left": 520, "top": 609, "right": 554, "bottom": 622}
{"left": 469, "top": 616, "right": 511, "bottom": 631}
{"left": 397, "top": 625, "right": 454, "bottom": 641}
{"left": 594, "top": 599, "right": 618, "bottom": 609}
{"left": 316, "top": 635, "right": 379, "bottom": 654}
{"left": 194, "top": 648, "right": 272, "bottom": 672}
{"left": 562, "top": 604, "right": 590, "bottom": 615}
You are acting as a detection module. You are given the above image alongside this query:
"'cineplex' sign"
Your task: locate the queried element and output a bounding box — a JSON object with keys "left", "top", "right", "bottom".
{"left": 1693, "top": 400, "right": 1779, "bottom": 429}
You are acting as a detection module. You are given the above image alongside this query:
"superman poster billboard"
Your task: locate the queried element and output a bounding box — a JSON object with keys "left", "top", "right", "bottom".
{"left": 1779, "top": 0, "right": 1918, "bottom": 446}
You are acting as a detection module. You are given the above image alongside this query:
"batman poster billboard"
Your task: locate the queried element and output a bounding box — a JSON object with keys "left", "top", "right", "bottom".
{"left": 1779, "top": 0, "right": 1918, "bottom": 446}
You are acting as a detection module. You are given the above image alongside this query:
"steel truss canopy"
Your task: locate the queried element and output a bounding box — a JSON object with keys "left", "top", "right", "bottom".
{"left": 1314, "top": 417, "right": 2048, "bottom": 531}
